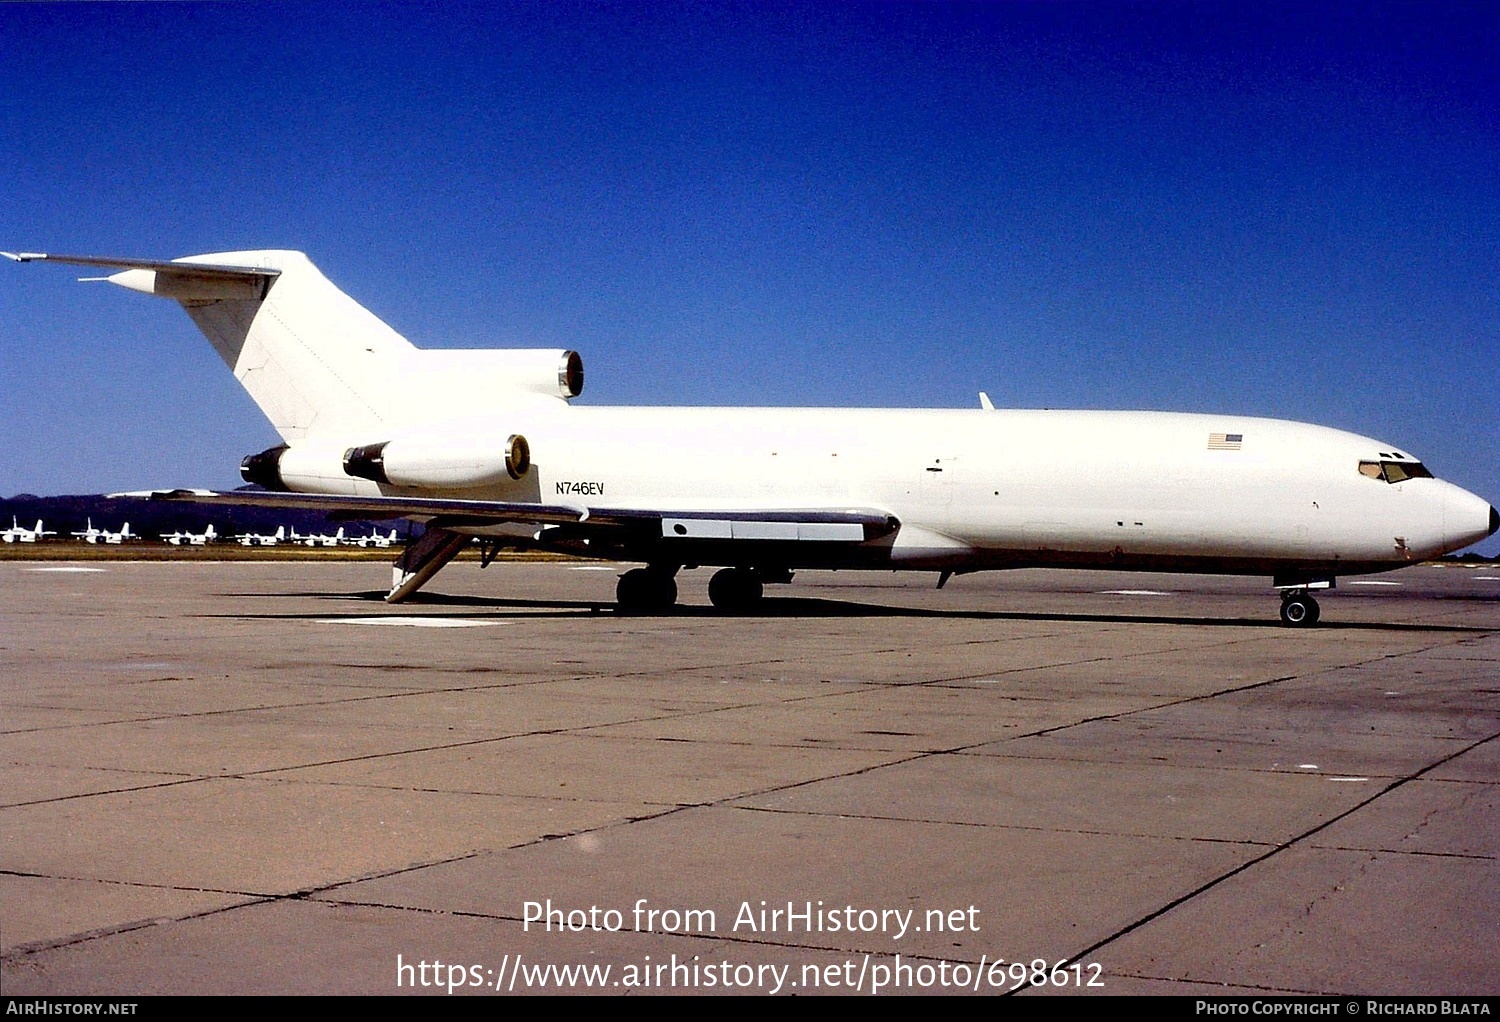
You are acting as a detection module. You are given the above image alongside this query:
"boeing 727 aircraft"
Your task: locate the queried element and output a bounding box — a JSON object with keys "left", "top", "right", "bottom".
{"left": 7, "top": 250, "right": 1495, "bottom": 625}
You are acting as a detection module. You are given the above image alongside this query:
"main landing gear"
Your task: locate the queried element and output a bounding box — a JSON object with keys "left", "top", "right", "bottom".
{"left": 616, "top": 565, "right": 678, "bottom": 614}
{"left": 1278, "top": 590, "right": 1321, "bottom": 627}
{"left": 708, "top": 567, "right": 764, "bottom": 612}
{"left": 614, "top": 565, "right": 775, "bottom": 613}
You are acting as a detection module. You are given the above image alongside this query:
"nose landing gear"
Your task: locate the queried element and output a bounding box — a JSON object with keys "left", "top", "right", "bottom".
{"left": 1278, "top": 590, "right": 1321, "bottom": 627}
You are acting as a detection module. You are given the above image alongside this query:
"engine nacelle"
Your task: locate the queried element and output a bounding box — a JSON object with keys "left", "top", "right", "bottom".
{"left": 343, "top": 434, "right": 530, "bottom": 490}
{"left": 398, "top": 349, "right": 583, "bottom": 401}
{"left": 243, "top": 433, "right": 532, "bottom": 494}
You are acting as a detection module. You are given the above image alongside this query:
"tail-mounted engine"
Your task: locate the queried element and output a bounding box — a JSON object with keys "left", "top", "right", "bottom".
{"left": 343, "top": 434, "right": 530, "bottom": 489}
{"left": 400, "top": 349, "right": 582, "bottom": 401}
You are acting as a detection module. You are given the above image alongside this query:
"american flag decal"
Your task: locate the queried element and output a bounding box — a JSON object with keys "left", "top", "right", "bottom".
{"left": 1207, "top": 432, "right": 1244, "bottom": 450}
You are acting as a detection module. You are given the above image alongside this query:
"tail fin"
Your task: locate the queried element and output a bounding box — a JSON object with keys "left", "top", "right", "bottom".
{"left": 176, "top": 252, "right": 417, "bottom": 442}
{"left": 8, "top": 250, "right": 408, "bottom": 441}
{"left": 11, "top": 249, "right": 587, "bottom": 444}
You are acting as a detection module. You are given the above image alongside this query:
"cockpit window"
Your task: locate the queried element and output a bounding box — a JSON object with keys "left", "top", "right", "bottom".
{"left": 1358, "top": 460, "right": 1434, "bottom": 483}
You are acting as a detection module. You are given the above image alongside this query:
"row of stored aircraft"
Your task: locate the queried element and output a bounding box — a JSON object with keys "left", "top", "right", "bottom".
{"left": 4, "top": 520, "right": 398, "bottom": 548}
{"left": 7, "top": 249, "right": 1495, "bottom": 625}
{"left": 12, "top": 523, "right": 399, "bottom": 547}
{"left": 238, "top": 526, "right": 399, "bottom": 547}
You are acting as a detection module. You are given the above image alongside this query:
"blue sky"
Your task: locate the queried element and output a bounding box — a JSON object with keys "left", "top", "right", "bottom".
{"left": 3, "top": 1, "right": 1496, "bottom": 553}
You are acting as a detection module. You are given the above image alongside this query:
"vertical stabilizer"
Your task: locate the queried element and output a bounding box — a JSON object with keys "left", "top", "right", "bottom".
{"left": 173, "top": 251, "right": 414, "bottom": 442}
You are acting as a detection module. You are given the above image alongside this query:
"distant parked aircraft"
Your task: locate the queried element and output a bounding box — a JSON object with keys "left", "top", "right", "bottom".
{"left": 234, "top": 525, "right": 286, "bottom": 547}
{"left": 3, "top": 519, "right": 56, "bottom": 544}
{"left": 71, "top": 519, "right": 105, "bottom": 543}
{"left": 101, "top": 523, "right": 135, "bottom": 544}
{"left": 162, "top": 525, "right": 217, "bottom": 546}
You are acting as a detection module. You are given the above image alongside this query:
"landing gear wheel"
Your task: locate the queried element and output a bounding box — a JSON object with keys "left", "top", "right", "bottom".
{"left": 708, "top": 568, "right": 764, "bottom": 612}
{"left": 616, "top": 567, "right": 678, "bottom": 614}
{"left": 1279, "top": 593, "right": 1321, "bottom": 627}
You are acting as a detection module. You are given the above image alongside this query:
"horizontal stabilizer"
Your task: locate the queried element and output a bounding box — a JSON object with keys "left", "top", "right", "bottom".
{"left": 3, "top": 251, "right": 279, "bottom": 281}
{"left": 4, "top": 252, "right": 280, "bottom": 302}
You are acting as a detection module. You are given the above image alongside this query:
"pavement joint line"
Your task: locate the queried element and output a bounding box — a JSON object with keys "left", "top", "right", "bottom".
{"left": 0, "top": 868, "right": 268, "bottom": 899}
{"left": 0, "top": 901, "right": 280, "bottom": 961}
{"left": 0, "top": 774, "right": 222, "bottom": 808}
{"left": 1302, "top": 843, "right": 1494, "bottom": 861}
{"left": 725, "top": 805, "right": 1286, "bottom": 846}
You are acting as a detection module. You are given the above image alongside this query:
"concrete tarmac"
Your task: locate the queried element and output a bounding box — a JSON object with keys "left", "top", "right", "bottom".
{"left": 2, "top": 559, "right": 1496, "bottom": 995}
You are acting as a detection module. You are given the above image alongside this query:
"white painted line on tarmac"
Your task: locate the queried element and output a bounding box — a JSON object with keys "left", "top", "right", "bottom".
{"left": 319, "top": 617, "right": 496, "bottom": 628}
{"left": 1097, "top": 589, "right": 1174, "bottom": 596}
{"left": 24, "top": 566, "right": 107, "bottom": 573}
{"left": 1348, "top": 580, "right": 1401, "bottom": 586}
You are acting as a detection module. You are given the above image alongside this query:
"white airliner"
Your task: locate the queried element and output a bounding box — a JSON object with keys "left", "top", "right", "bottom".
{"left": 354, "top": 528, "right": 399, "bottom": 549}
{"left": 3, "top": 518, "right": 56, "bottom": 544}
{"left": 7, "top": 250, "right": 1495, "bottom": 625}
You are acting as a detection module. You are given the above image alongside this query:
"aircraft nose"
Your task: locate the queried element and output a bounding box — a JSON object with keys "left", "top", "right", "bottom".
{"left": 1446, "top": 485, "right": 1499, "bottom": 551}
{"left": 1434, "top": 483, "right": 1494, "bottom": 555}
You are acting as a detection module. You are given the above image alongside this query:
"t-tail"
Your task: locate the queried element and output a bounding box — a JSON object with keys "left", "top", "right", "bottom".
{"left": 2, "top": 250, "right": 584, "bottom": 445}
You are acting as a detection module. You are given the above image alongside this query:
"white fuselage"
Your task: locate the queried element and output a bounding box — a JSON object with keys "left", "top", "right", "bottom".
{"left": 275, "top": 403, "right": 1494, "bottom": 578}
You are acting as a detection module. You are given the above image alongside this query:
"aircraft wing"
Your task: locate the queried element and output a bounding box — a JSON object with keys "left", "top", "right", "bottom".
{"left": 114, "top": 488, "right": 900, "bottom": 539}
